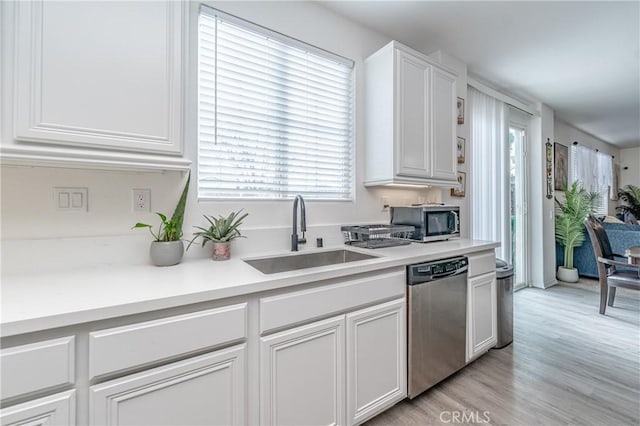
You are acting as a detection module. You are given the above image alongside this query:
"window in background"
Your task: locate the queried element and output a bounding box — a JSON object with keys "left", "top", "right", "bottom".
{"left": 570, "top": 144, "right": 612, "bottom": 215}
{"left": 197, "top": 6, "right": 354, "bottom": 200}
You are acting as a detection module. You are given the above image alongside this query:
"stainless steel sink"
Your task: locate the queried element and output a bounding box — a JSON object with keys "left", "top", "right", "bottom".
{"left": 244, "top": 249, "right": 378, "bottom": 274}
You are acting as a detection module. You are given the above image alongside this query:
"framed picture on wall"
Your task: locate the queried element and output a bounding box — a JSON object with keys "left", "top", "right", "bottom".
{"left": 554, "top": 143, "right": 568, "bottom": 190}
{"left": 457, "top": 137, "right": 466, "bottom": 164}
{"left": 451, "top": 172, "right": 466, "bottom": 197}
{"left": 457, "top": 98, "right": 465, "bottom": 125}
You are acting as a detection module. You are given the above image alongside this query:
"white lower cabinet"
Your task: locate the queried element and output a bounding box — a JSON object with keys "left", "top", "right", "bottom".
{"left": 1, "top": 271, "right": 408, "bottom": 426}
{"left": 259, "top": 298, "right": 407, "bottom": 426}
{"left": 467, "top": 272, "right": 498, "bottom": 362}
{"left": 0, "top": 390, "right": 76, "bottom": 426}
{"left": 90, "top": 344, "right": 246, "bottom": 426}
{"left": 260, "top": 316, "right": 345, "bottom": 426}
{"left": 346, "top": 299, "right": 406, "bottom": 426}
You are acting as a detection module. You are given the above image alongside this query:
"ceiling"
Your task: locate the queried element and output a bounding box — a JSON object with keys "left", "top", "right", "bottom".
{"left": 321, "top": 1, "right": 640, "bottom": 148}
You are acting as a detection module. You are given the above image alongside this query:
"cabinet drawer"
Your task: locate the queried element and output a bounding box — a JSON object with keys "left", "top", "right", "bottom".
{"left": 89, "top": 303, "right": 247, "bottom": 378}
{"left": 90, "top": 345, "right": 246, "bottom": 426}
{"left": 467, "top": 250, "right": 496, "bottom": 278}
{"left": 1, "top": 336, "right": 75, "bottom": 400}
{"left": 260, "top": 270, "right": 405, "bottom": 335}
{"left": 0, "top": 390, "right": 75, "bottom": 426}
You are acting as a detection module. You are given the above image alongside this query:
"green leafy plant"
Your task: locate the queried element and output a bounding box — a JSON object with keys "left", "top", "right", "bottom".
{"left": 133, "top": 212, "right": 181, "bottom": 241}
{"left": 132, "top": 174, "right": 190, "bottom": 242}
{"left": 616, "top": 184, "right": 640, "bottom": 219}
{"left": 188, "top": 210, "right": 248, "bottom": 249}
{"left": 554, "top": 181, "right": 599, "bottom": 270}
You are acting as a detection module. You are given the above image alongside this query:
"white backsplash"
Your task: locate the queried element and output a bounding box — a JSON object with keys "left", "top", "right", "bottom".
{"left": 0, "top": 224, "right": 358, "bottom": 276}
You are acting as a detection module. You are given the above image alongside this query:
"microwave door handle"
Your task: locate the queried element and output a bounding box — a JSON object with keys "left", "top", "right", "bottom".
{"left": 451, "top": 211, "right": 460, "bottom": 233}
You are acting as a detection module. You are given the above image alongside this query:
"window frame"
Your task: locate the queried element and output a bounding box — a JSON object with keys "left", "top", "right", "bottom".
{"left": 196, "top": 5, "right": 356, "bottom": 202}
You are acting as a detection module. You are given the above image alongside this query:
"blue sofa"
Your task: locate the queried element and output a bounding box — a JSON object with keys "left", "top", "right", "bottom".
{"left": 555, "top": 222, "right": 640, "bottom": 278}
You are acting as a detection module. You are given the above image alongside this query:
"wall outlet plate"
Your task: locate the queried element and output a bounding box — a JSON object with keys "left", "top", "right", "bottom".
{"left": 133, "top": 189, "right": 151, "bottom": 212}
{"left": 381, "top": 196, "right": 390, "bottom": 212}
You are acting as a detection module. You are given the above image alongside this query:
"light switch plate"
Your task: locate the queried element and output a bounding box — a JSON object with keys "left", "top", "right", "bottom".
{"left": 54, "top": 187, "right": 88, "bottom": 211}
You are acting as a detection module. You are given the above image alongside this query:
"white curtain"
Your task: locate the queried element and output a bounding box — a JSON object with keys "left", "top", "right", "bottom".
{"left": 571, "top": 145, "right": 597, "bottom": 191}
{"left": 469, "top": 87, "right": 509, "bottom": 262}
{"left": 570, "top": 144, "right": 613, "bottom": 214}
{"left": 598, "top": 153, "right": 613, "bottom": 190}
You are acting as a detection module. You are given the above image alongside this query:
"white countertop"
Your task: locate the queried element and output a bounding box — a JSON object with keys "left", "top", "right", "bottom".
{"left": 1, "top": 239, "right": 499, "bottom": 337}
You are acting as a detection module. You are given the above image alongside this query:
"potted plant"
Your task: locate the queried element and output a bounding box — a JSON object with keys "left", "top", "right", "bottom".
{"left": 132, "top": 175, "right": 190, "bottom": 266}
{"left": 188, "top": 210, "right": 248, "bottom": 261}
{"left": 616, "top": 184, "right": 640, "bottom": 222}
{"left": 554, "top": 181, "right": 598, "bottom": 282}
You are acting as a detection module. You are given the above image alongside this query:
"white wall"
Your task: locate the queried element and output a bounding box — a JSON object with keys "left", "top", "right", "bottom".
{"left": 428, "top": 51, "right": 470, "bottom": 238}
{"left": 619, "top": 147, "right": 640, "bottom": 189}
{"left": 529, "top": 104, "right": 557, "bottom": 288}
{"left": 1, "top": 1, "right": 446, "bottom": 271}
{"left": 554, "top": 119, "right": 621, "bottom": 214}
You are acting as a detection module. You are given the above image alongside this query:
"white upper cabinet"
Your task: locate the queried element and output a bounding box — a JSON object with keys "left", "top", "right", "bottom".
{"left": 365, "top": 41, "right": 458, "bottom": 187}
{"left": 2, "top": 0, "right": 189, "bottom": 171}
{"left": 395, "top": 50, "right": 432, "bottom": 178}
{"left": 430, "top": 67, "right": 458, "bottom": 181}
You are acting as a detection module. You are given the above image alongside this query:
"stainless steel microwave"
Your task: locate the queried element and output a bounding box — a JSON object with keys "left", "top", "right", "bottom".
{"left": 390, "top": 205, "right": 460, "bottom": 242}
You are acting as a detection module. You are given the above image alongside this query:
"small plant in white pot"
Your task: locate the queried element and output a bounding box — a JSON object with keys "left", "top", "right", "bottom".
{"left": 132, "top": 175, "right": 189, "bottom": 266}
{"left": 555, "top": 181, "right": 598, "bottom": 282}
{"left": 188, "top": 210, "right": 248, "bottom": 261}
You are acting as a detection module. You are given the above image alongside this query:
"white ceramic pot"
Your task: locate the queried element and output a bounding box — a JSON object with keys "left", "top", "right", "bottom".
{"left": 557, "top": 266, "right": 579, "bottom": 283}
{"left": 150, "top": 240, "right": 184, "bottom": 266}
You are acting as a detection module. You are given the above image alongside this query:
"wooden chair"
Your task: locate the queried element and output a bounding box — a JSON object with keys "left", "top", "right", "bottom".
{"left": 584, "top": 215, "right": 640, "bottom": 314}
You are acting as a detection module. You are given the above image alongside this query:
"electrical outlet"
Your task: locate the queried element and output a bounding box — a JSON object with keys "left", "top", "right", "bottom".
{"left": 133, "top": 189, "right": 151, "bottom": 212}
{"left": 381, "top": 196, "right": 390, "bottom": 212}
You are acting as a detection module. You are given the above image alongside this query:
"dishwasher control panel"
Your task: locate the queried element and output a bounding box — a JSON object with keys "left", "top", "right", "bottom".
{"left": 407, "top": 256, "right": 468, "bottom": 284}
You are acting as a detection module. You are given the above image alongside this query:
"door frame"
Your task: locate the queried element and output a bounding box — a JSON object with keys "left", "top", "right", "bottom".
{"left": 508, "top": 108, "right": 531, "bottom": 290}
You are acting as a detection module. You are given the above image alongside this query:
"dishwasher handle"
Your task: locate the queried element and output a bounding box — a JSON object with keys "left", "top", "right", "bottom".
{"left": 407, "top": 257, "right": 468, "bottom": 285}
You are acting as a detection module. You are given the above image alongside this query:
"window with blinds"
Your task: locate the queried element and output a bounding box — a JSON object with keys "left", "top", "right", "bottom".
{"left": 570, "top": 144, "right": 612, "bottom": 215}
{"left": 197, "top": 7, "right": 354, "bottom": 200}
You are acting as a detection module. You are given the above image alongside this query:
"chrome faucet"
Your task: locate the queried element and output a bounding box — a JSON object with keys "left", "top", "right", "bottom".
{"left": 291, "top": 195, "right": 307, "bottom": 251}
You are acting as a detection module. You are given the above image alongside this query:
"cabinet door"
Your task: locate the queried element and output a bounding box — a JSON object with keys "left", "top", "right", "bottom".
{"left": 0, "top": 390, "right": 75, "bottom": 426}
{"left": 430, "top": 68, "right": 457, "bottom": 181}
{"left": 260, "top": 316, "right": 345, "bottom": 426}
{"left": 395, "top": 50, "right": 431, "bottom": 178}
{"left": 14, "top": 1, "right": 184, "bottom": 154}
{"left": 90, "top": 345, "right": 246, "bottom": 426}
{"left": 467, "top": 272, "right": 498, "bottom": 362}
{"left": 346, "top": 300, "right": 406, "bottom": 426}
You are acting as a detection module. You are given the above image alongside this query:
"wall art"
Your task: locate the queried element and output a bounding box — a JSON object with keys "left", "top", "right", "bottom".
{"left": 554, "top": 142, "right": 568, "bottom": 190}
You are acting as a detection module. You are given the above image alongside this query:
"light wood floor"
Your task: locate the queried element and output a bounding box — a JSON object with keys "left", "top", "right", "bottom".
{"left": 366, "top": 284, "right": 640, "bottom": 426}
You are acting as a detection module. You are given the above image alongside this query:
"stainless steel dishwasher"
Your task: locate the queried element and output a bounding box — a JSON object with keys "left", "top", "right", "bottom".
{"left": 407, "top": 256, "right": 468, "bottom": 398}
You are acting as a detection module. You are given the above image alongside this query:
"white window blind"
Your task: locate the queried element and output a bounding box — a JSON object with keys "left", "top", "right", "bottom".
{"left": 198, "top": 7, "right": 354, "bottom": 200}
{"left": 570, "top": 144, "right": 612, "bottom": 215}
{"left": 468, "top": 87, "right": 510, "bottom": 263}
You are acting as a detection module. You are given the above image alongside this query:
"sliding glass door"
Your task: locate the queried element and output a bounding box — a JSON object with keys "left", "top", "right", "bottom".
{"left": 469, "top": 89, "right": 531, "bottom": 289}
{"left": 508, "top": 123, "right": 528, "bottom": 290}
